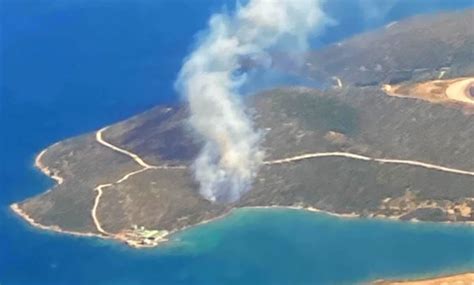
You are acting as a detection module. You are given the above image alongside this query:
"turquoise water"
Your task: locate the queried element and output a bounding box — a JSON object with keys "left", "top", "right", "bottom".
{"left": 174, "top": 209, "right": 474, "bottom": 284}
{"left": 1, "top": 1, "right": 474, "bottom": 284}
{"left": 3, "top": 207, "right": 474, "bottom": 284}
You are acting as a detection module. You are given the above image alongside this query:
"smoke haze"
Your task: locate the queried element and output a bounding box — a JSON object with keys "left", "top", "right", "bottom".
{"left": 176, "top": 0, "right": 328, "bottom": 203}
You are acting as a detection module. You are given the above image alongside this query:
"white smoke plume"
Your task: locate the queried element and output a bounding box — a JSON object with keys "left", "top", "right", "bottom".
{"left": 176, "top": 0, "right": 328, "bottom": 203}
{"left": 358, "top": 0, "right": 398, "bottom": 24}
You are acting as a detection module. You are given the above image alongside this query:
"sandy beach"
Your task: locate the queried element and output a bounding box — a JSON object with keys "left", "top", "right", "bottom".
{"left": 373, "top": 272, "right": 474, "bottom": 284}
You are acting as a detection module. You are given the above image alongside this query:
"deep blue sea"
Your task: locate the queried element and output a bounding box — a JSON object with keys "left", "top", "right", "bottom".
{"left": 1, "top": 1, "right": 474, "bottom": 284}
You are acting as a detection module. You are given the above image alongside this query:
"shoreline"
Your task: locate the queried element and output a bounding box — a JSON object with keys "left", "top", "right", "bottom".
{"left": 238, "top": 205, "right": 474, "bottom": 227}
{"left": 10, "top": 201, "right": 167, "bottom": 249}
{"left": 10, "top": 204, "right": 473, "bottom": 284}
{"left": 10, "top": 135, "right": 474, "bottom": 249}
{"left": 167, "top": 204, "right": 474, "bottom": 248}
{"left": 11, "top": 148, "right": 116, "bottom": 244}
{"left": 11, "top": 200, "right": 473, "bottom": 250}
{"left": 10, "top": 139, "right": 176, "bottom": 249}
{"left": 11, "top": 148, "right": 99, "bottom": 238}
{"left": 244, "top": 205, "right": 360, "bottom": 219}
{"left": 34, "top": 148, "right": 64, "bottom": 185}
{"left": 372, "top": 272, "right": 474, "bottom": 284}
{"left": 10, "top": 203, "right": 108, "bottom": 240}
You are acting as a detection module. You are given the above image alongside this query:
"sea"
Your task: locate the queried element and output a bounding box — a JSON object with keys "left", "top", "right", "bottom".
{"left": 1, "top": 1, "right": 473, "bottom": 284}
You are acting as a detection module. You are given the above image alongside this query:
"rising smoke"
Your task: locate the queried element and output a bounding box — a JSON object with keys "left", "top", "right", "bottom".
{"left": 176, "top": 0, "right": 328, "bottom": 203}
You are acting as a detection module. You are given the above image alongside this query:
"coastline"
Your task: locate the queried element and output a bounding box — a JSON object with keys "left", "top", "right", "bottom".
{"left": 34, "top": 148, "right": 64, "bottom": 185}
{"left": 10, "top": 203, "right": 107, "bottom": 240}
{"left": 10, "top": 140, "right": 473, "bottom": 249}
{"left": 166, "top": 204, "right": 473, "bottom": 250}
{"left": 10, "top": 185, "right": 164, "bottom": 249}
{"left": 9, "top": 145, "right": 474, "bottom": 284}
{"left": 4, "top": 4, "right": 474, "bottom": 283}
{"left": 11, "top": 199, "right": 473, "bottom": 250}
{"left": 12, "top": 142, "right": 169, "bottom": 249}
{"left": 372, "top": 272, "right": 474, "bottom": 284}
{"left": 238, "top": 205, "right": 474, "bottom": 227}
{"left": 249, "top": 205, "right": 360, "bottom": 218}
{"left": 10, "top": 200, "right": 474, "bottom": 284}
{"left": 10, "top": 147, "right": 113, "bottom": 243}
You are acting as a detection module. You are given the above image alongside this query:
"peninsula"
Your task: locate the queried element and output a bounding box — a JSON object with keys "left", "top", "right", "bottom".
{"left": 11, "top": 9, "right": 474, "bottom": 250}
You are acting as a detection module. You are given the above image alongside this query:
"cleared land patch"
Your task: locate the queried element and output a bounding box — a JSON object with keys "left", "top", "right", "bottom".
{"left": 383, "top": 77, "right": 474, "bottom": 107}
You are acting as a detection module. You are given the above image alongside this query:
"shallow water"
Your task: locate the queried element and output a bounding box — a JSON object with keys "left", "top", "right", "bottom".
{"left": 2, "top": 1, "right": 474, "bottom": 284}
{"left": 173, "top": 208, "right": 474, "bottom": 284}
{"left": 3, "top": 206, "right": 474, "bottom": 284}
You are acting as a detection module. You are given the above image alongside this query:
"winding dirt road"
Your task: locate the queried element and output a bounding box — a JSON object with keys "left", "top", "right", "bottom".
{"left": 90, "top": 127, "right": 474, "bottom": 238}
{"left": 96, "top": 127, "right": 156, "bottom": 169}
{"left": 92, "top": 183, "right": 112, "bottom": 235}
{"left": 91, "top": 128, "right": 186, "bottom": 235}
{"left": 265, "top": 152, "right": 474, "bottom": 177}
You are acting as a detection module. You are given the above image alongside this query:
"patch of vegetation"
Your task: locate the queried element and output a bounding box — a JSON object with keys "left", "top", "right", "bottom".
{"left": 273, "top": 90, "right": 359, "bottom": 135}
